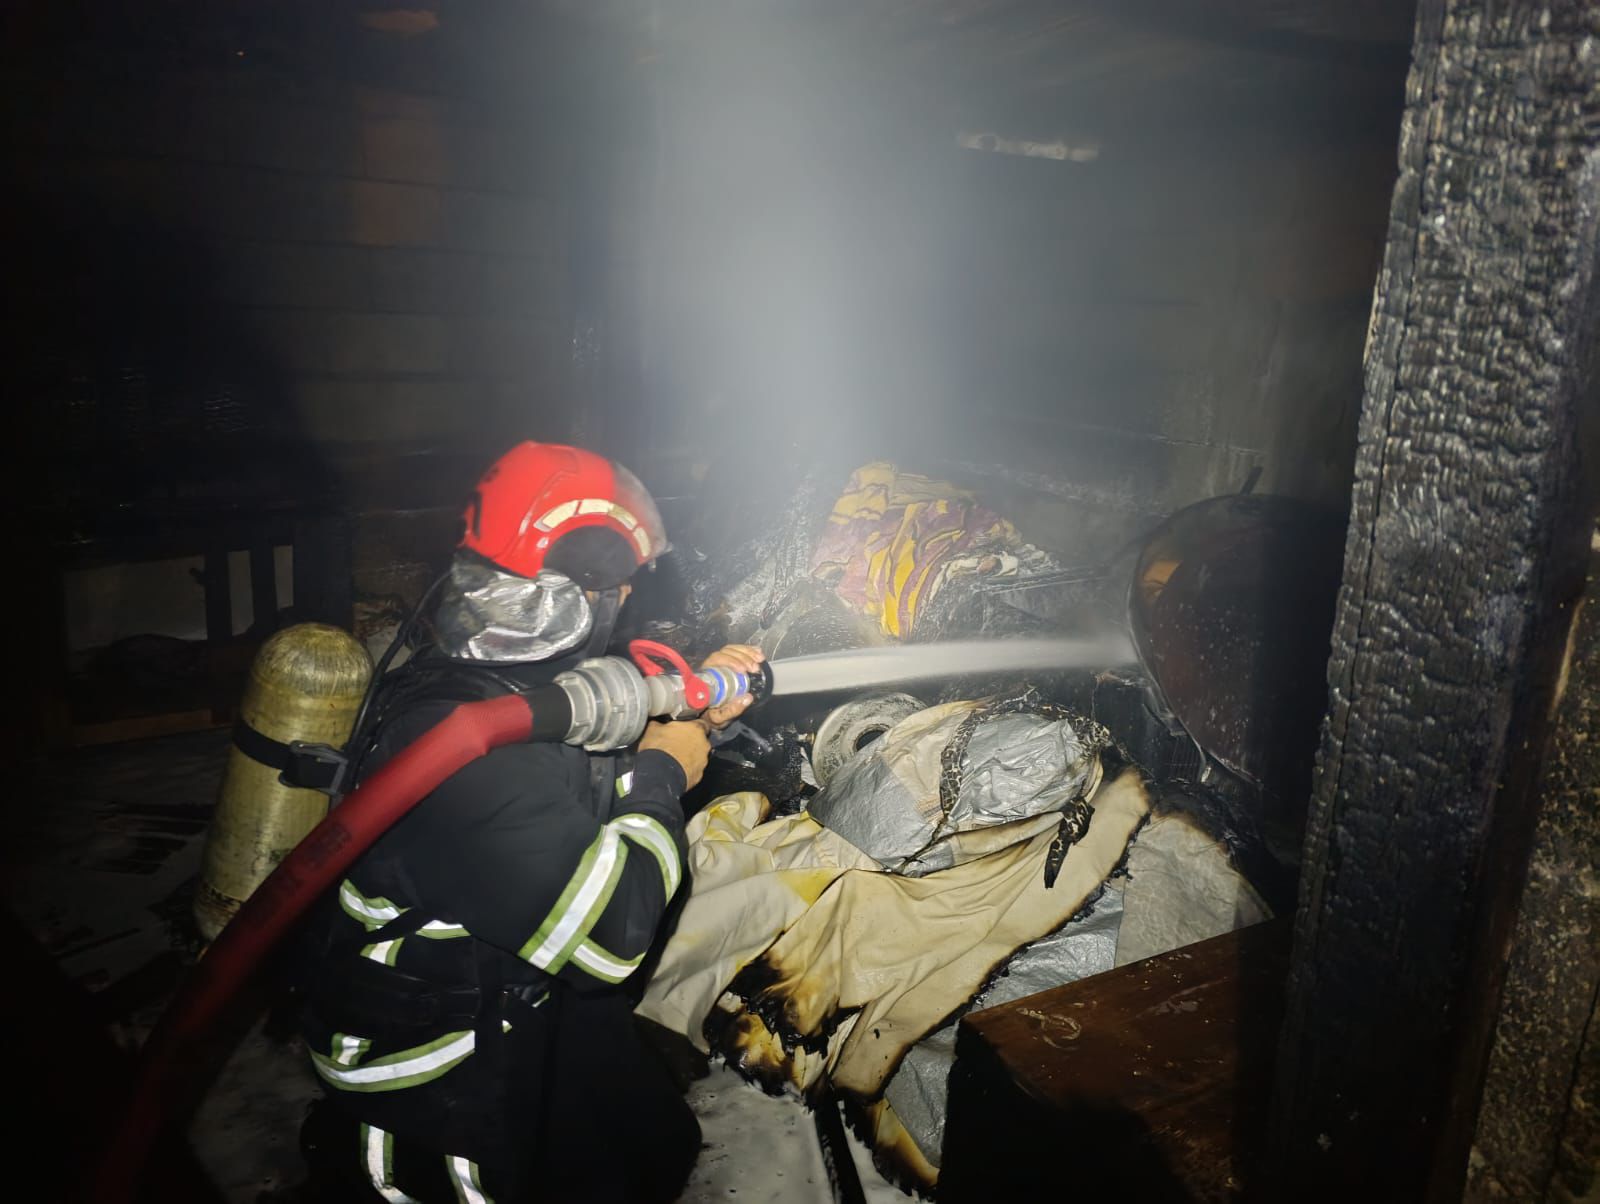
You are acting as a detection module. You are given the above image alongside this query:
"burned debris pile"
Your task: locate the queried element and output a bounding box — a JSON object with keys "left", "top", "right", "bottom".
{"left": 631, "top": 459, "right": 1342, "bottom": 1190}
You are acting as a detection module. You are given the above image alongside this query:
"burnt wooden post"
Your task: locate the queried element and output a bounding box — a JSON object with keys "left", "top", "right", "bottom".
{"left": 1467, "top": 542, "right": 1600, "bottom": 1201}
{"left": 1272, "top": 1, "right": 1600, "bottom": 1201}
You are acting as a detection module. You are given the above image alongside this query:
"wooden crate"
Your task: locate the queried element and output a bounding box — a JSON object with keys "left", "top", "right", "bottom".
{"left": 941, "top": 917, "right": 1291, "bottom": 1202}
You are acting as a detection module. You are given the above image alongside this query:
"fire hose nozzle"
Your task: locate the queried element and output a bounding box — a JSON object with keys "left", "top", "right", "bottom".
{"left": 699, "top": 659, "right": 773, "bottom": 711}
{"left": 555, "top": 655, "right": 771, "bottom": 752}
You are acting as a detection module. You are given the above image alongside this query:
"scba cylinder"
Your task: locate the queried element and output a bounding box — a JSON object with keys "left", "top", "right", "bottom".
{"left": 194, "top": 623, "right": 372, "bottom": 942}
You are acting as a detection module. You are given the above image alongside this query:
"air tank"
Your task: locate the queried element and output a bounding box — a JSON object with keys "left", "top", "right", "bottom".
{"left": 194, "top": 623, "right": 372, "bottom": 942}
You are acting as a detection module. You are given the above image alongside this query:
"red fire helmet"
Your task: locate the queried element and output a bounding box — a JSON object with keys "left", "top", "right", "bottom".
{"left": 460, "top": 442, "right": 669, "bottom": 588}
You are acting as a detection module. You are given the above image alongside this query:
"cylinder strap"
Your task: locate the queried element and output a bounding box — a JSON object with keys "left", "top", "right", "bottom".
{"left": 232, "top": 718, "right": 350, "bottom": 794}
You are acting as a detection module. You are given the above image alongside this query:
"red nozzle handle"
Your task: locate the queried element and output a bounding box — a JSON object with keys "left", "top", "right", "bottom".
{"left": 627, "top": 639, "right": 711, "bottom": 710}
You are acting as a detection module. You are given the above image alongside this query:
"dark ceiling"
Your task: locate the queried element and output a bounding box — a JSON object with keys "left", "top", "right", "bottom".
{"left": 540, "top": 0, "right": 1417, "bottom": 141}
{"left": 5, "top": 0, "right": 1416, "bottom": 148}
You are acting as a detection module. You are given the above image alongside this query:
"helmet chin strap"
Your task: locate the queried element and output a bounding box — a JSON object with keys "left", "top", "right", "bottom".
{"left": 584, "top": 587, "right": 623, "bottom": 659}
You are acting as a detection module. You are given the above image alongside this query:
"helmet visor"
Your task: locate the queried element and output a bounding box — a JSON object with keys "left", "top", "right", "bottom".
{"left": 612, "top": 461, "right": 671, "bottom": 565}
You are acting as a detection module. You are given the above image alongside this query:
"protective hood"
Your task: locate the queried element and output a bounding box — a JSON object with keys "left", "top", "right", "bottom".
{"left": 432, "top": 553, "right": 594, "bottom": 663}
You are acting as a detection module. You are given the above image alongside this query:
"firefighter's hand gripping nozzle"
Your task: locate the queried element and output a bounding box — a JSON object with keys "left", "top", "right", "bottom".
{"left": 556, "top": 640, "right": 773, "bottom": 751}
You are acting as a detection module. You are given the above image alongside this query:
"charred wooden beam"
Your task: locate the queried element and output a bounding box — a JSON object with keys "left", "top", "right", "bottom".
{"left": 1272, "top": 2, "right": 1600, "bottom": 1201}
{"left": 1466, "top": 539, "right": 1600, "bottom": 1202}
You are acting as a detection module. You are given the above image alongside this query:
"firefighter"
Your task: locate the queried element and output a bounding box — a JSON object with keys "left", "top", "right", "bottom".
{"left": 295, "top": 441, "right": 762, "bottom": 1203}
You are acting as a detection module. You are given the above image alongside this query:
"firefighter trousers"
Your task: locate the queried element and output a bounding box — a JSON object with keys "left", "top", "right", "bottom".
{"left": 301, "top": 986, "right": 701, "bottom": 1203}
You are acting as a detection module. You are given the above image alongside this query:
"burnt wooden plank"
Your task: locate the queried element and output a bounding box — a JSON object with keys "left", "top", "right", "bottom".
{"left": 1273, "top": 1, "right": 1600, "bottom": 1201}
{"left": 1467, "top": 538, "right": 1600, "bottom": 1201}
{"left": 1553, "top": 990, "right": 1600, "bottom": 1202}
{"left": 941, "top": 918, "right": 1291, "bottom": 1202}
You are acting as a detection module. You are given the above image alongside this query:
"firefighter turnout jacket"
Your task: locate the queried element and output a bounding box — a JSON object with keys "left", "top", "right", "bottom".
{"left": 298, "top": 692, "right": 691, "bottom": 1196}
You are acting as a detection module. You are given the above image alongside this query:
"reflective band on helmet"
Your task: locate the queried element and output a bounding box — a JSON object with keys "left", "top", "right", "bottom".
{"left": 518, "top": 828, "right": 626, "bottom": 973}
{"left": 533, "top": 497, "right": 653, "bottom": 559}
{"left": 362, "top": 1124, "right": 421, "bottom": 1204}
{"left": 447, "top": 1155, "right": 494, "bottom": 1204}
{"left": 533, "top": 500, "right": 578, "bottom": 530}
{"left": 614, "top": 814, "right": 682, "bottom": 899}
{"left": 577, "top": 497, "right": 635, "bottom": 527}
{"left": 313, "top": 1030, "right": 476, "bottom": 1093}
{"left": 570, "top": 938, "right": 643, "bottom": 985}
{"left": 536, "top": 498, "right": 641, "bottom": 532}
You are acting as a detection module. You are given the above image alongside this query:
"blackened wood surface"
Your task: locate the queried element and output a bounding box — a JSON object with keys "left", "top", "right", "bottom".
{"left": 1552, "top": 987, "right": 1600, "bottom": 1202}
{"left": 1273, "top": 2, "right": 1600, "bottom": 1200}
{"left": 941, "top": 919, "right": 1290, "bottom": 1202}
{"left": 1467, "top": 540, "right": 1600, "bottom": 1203}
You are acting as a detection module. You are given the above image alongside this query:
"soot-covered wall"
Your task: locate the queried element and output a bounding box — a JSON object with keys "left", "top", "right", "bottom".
{"left": 7, "top": 2, "right": 590, "bottom": 627}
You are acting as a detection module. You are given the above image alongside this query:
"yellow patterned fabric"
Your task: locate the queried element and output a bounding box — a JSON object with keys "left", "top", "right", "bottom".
{"left": 810, "top": 462, "right": 1020, "bottom": 638}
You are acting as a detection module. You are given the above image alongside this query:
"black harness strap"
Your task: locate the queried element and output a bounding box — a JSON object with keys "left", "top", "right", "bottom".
{"left": 312, "top": 905, "right": 549, "bottom": 1041}
{"left": 232, "top": 718, "right": 350, "bottom": 794}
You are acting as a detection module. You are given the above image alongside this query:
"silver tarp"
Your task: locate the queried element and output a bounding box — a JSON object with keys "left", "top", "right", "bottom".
{"left": 879, "top": 805, "right": 1273, "bottom": 1175}
{"left": 808, "top": 706, "right": 1104, "bottom": 876}
{"left": 882, "top": 886, "right": 1126, "bottom": 1167}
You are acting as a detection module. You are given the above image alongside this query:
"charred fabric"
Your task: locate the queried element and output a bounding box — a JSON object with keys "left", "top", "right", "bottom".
{"left": 617, "top": 458, "right": 1344, "bottom": 1192}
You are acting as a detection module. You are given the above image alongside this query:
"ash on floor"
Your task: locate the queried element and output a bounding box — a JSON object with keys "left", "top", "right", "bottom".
{"left": 13, "top": 729, "right": 905, "bottom": 1203}
{"left": 190, "top": 1038, "right": 906, "bottom": 1202}
{"left": 681, "top": 1067, "right": 904, "bottom": 1203}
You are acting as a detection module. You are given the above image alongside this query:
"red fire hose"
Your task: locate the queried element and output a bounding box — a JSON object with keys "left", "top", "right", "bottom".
{"left": 93, "top": 692, "right": 551, "bottom": 1203}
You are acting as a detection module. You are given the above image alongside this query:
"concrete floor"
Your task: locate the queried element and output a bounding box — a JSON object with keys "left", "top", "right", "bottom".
{"left": 14, "top": 728, "right": 902, "bottom": 1202}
